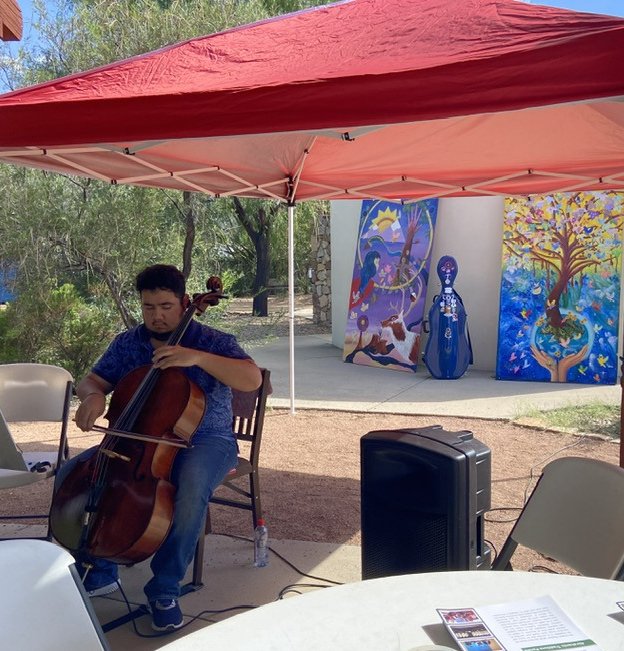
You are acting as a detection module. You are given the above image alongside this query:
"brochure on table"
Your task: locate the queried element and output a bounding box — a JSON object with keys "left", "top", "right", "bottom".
{"left": 438, "top": 595, "right": 602, "bottom": 651}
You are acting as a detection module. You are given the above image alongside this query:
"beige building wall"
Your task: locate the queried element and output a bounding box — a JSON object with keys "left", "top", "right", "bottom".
{"left": 331, "top": 197, "right": 507, "bottom": 372}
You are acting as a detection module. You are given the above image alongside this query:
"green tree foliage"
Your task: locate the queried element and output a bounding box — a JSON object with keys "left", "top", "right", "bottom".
{"left": 260, "top": 0, "right": 324, "bottom": 15}
{"left": 196, "top": 197, "right": 320, "bottom": 299}
{"left": 0, "top": 165, "right": 180, "bottom": 324}
{"left": 0, "top": 283, "right": 118, "bottom": 380}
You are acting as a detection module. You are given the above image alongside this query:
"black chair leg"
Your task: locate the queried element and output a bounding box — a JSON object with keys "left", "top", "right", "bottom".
{"left": 250, "top": 473, "right": 262, "bottom": 527}
{"left": 491, "top": 539, "right": 517, "bottom": 572}
{"left": 182, "top": 512, "right": 208, "bottom": 595}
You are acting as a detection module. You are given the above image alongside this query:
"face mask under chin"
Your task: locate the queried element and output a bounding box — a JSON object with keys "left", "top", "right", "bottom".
{"left": 146, "top": 328, "right": 174, "bottom": 342}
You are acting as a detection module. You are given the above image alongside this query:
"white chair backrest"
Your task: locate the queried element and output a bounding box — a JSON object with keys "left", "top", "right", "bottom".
{"left": 0, "top": 410, "right": 28, "bottom": 471}
{"left": 512, "top": 456, "right": 624, "bottom": 580}
{"left": 0, "top": 539, "right": 109, "bottom": 650}
{"left": 0, "top": 363, "right": 73, "bottom": 422}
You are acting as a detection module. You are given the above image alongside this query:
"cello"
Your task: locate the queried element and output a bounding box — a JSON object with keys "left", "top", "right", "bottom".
{"left": 49, "top": 277, "right": 226, "bottom": 563}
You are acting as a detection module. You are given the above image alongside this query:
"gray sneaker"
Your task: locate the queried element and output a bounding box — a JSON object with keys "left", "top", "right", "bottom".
{"left": 149, "top": 598, "right": 184, "bottom": 631}
{"left": 83, "top": 575, "right": 120, "bottom": 597}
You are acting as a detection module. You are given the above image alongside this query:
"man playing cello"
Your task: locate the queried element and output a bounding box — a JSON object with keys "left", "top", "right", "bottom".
{"left": 55, "top": 264, "right": 261, "bottom": 631}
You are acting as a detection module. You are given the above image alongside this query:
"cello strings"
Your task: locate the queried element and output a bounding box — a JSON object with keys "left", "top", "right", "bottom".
{"left": 113, "top": 305, "right": 192, "bottom": 431}
{"left": 82, "top": 302, "right": 198, "bottom": 542}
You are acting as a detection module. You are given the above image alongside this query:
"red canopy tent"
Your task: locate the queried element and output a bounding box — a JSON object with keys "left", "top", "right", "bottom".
{"left": 0, "top": 0, "right": 622, "bottom": 457}
{"left": 0, "top": 0, "right": 622, "bottom": 201}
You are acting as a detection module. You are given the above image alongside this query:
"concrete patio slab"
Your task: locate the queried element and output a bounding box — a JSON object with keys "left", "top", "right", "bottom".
{"left": 248, "top": 335, "right": 620, "bottom": 419}
{"left": 95, "top": 534, "right": 361, "bottom": 650}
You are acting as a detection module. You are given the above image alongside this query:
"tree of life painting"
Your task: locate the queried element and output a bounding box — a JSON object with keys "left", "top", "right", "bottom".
{"left": 496, "top": 192, "right": 624, "bottom": 384}
{"left": 343, "top": 199, "right": 438, "bottom": 372}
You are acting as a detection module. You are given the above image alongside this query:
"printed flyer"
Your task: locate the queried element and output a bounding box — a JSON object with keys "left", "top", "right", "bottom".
{"left": 438, "top": 595, "right": 601, "bottom": 651}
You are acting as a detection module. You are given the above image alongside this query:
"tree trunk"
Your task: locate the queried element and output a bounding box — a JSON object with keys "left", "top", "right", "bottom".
{"left": 232, "top": 198, "right": 273, "bottom": 318}
{"left": 181, "top": 191, "right": 195, "bottom": 280}
{"left": 104, "top": 271, "right": 136, "bottom": 329}
{"left": 56, "top": 239, "right": 137, "bottom": 330}
{"left": 252, "top": 229, "right": 270, "bottom": 317}
{"left": 546, "top": 272, "right": 569, "bottom": 329}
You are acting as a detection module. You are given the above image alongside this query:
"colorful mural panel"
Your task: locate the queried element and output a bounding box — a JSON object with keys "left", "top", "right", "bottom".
{"left": 343, "top": 199, "right": 438, "bottom": 372}
{"left": 496, "top": 192, "right": 624, "bottom": 384}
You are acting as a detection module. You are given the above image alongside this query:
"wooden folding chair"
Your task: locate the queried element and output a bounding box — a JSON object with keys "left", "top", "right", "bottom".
{"left": 186, "top": 368, "right": 271, "bottom": 590}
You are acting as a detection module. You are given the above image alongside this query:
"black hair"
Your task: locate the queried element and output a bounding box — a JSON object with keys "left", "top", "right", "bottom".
{"left": 135, "top": 264, "right": 186, "bottom": 300}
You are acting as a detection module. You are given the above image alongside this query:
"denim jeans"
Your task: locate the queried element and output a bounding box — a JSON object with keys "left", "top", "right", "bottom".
{"left": 55, "top": 434, "right": 238, "bottom": 601}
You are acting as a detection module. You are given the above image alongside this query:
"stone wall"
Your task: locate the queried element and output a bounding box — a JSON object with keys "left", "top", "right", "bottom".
{"left": 310, "top": 210, "right": 331, "bottom": 325}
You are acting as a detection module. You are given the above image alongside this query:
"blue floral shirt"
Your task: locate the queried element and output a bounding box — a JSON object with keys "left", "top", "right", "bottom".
{"left": 92, "top": 320, "right": 251, "bottom": 441}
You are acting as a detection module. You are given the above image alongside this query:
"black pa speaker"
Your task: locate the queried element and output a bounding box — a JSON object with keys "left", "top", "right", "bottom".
{"left": 361, "top": 425, "right": 491, "bottom": 579}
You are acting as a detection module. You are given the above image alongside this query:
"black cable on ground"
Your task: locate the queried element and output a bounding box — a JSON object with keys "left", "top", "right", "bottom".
{"left": 97, "top": 530, "right": 345, "bottom": 638}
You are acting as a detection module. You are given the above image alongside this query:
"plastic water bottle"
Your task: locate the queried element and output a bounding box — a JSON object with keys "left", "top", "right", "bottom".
{"left": 253, "top": 518, "right": 269, "bottom": 567}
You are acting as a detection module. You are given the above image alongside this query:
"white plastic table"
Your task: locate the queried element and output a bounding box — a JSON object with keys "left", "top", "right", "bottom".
{"left": 0, "top": 539, "right": 109, "bottom": 651}
{"left": 161, "top": 571, "right": 624, "bottom": 651}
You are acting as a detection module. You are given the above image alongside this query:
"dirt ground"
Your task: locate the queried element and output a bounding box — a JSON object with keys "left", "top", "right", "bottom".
{"left": 1, "top": 295, "right": 620, "bottom": 575}
{"left": 218, "top": 293, "right": 331, "bottom": 340}
{"left": 4, "top": 409, "right": 619, "bottom": 576}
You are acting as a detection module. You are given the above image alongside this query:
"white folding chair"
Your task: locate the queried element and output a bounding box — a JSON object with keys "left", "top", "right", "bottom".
{"left": 0, "top": 363, "right": 73, "bottom": 539}
{"left": 492, "top": 456, "right": 624, "bottom": 580}
{"left": 0, "top": 538, "right": 110, "bottom": 650}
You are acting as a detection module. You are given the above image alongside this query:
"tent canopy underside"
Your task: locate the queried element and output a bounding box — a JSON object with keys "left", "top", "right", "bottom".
{"left": 1, "top": 98, "right": 623, "bottom": 202}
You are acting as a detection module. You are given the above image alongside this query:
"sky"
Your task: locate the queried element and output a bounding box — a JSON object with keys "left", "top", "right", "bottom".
{"left": 528, "top": 0, "right": 624, "bottom": 15}
{"left": 14, "top": 0, "right": 42, "bottom": 44}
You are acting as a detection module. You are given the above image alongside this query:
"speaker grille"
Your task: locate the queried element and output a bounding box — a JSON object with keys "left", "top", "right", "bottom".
{"left": 362, "top": 507, "right": 448, "bottom": 579}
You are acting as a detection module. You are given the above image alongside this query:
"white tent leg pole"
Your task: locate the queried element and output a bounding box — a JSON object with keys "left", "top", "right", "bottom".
{"left": 288, "top": 203, "right": 296, "bottom": 415}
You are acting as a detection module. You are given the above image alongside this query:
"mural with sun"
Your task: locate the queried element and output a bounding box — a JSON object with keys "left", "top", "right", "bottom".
{"left": 496, "top": 191, "right": 624, "bottom": 384}
{"left": 343, "top": 199, "right": 438, "bottom": 372}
